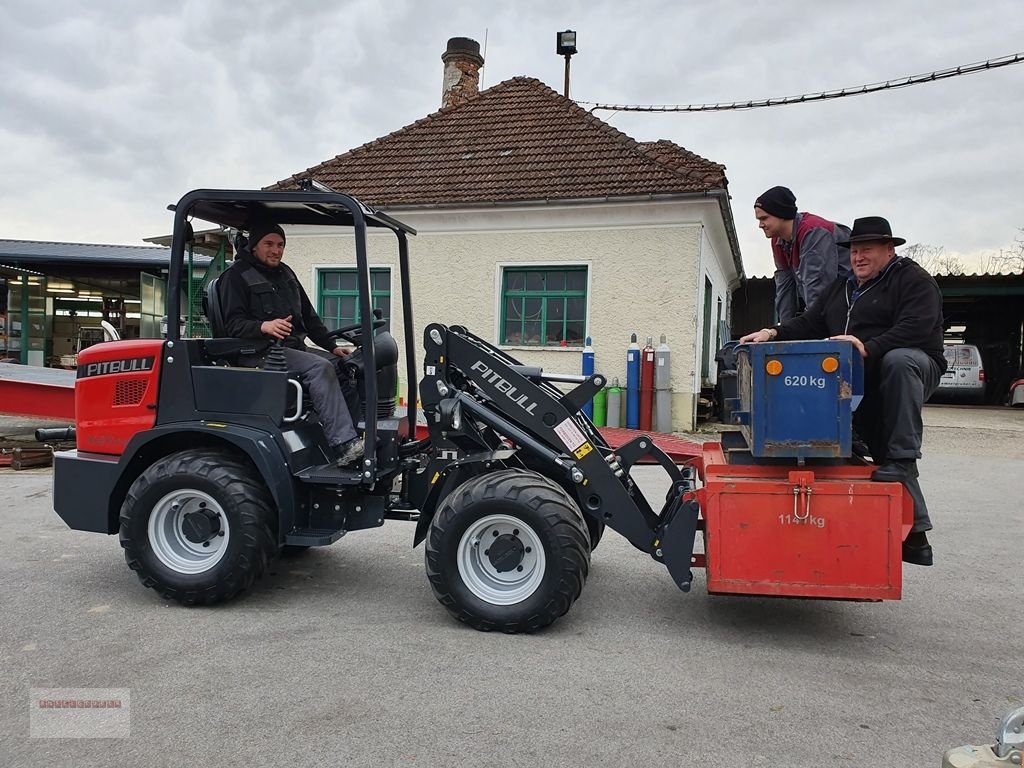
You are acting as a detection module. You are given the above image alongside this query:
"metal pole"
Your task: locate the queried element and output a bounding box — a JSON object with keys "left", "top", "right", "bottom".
{"left": 186, "top": 242, "right": 194, "bottom": 337}
{"left": 564, "top": 55, "right": 571, "bottom": 98}
{"left": 20, "top": 279, "right": 29, "bottom": 364}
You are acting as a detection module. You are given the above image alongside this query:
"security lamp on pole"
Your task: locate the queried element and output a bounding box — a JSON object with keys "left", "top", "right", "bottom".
{"left": 556, "top": 30, "right": 577, "bottom": 98}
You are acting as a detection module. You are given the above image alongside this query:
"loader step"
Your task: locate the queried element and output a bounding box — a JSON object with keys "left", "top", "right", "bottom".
{"left": 285, "top": 527, "right": 346, "bottom": 546}
{"left": 295, "top": 463, "right": 363, "bottom": 485}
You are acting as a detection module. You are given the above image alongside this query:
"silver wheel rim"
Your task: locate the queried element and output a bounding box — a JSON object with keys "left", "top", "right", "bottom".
{"left": 457, "top": 514, "right": 546, "bottom": 605}
{"left": 147, "top": 489, "right": 230, "bottom": 574}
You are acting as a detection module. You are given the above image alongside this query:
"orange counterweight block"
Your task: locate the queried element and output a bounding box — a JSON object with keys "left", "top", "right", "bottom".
{"left": 693, "top": 443, "right": 914, "bottom": 601}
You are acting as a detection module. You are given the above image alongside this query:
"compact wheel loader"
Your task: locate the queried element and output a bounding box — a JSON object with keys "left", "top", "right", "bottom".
{"left": 45, "top": 186, "right": 910, "bottom": 633}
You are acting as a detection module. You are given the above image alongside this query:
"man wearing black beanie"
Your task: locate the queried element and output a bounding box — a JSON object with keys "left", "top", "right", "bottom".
{"left": 217, "top": 222, "right": 364, "bottom": 468}
{"left": 754, "top": 186, "right": 851, "bottom": 322}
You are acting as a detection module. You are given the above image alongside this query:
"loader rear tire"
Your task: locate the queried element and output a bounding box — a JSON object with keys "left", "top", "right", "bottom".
{"left": 119, "top": 449, "right": 277, "bottom": 605}
{"left": 585, "top": 517, "right": 605, "bottom": 552}
{"left": 425, "top": 469, "right": 590, "bottom": 633}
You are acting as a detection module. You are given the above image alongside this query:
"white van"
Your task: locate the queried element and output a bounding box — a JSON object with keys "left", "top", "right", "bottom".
{"left": 933, "top": 344, "right": 986, "bottom": 403}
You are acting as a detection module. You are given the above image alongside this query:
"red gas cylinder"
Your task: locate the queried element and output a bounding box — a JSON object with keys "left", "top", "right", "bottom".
{"left": 639, "top": 335, "right": 656, "bottom": 431}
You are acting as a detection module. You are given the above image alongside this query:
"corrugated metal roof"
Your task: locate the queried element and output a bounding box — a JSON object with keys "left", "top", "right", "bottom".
{"left": 0, "top": 238, "right": 208, "bottom": 266}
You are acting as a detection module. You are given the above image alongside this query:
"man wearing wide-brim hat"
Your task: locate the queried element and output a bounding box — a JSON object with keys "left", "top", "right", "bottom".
{"left": 741, "top": 216, "right": 947, "bottom": 566}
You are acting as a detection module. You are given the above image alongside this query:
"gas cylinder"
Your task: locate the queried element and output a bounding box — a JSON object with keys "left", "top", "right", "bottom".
{"left": 626, "top": 334, "right": 640, "bottom": 429}
{"left": 639, "top": 336, "right": 655, "bottom": 431}
{"left": 581, "top": 336, "right": 595, "bottom": 419}
{"left": 655, "top": 334, "right": 672, "bottom": 433}
{"left": 606, "top": 377, "right": 622, "bottom": 428}
{"left": 592, "top": 387, "right": 607, "bottom": 426}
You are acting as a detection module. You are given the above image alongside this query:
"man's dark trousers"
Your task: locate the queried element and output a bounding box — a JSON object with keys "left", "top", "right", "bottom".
{"left": 282, "top": 347, "right": 358, "bottom": 447}
{"left": 853, "top": 348, "right": 943, "bottom": 533}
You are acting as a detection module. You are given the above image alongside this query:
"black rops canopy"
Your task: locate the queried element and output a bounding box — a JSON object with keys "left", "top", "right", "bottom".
{"left": 164, "top": 187, "right": 419, "bottom": 445}
{"left": 172, "top": 188, "right": 417, "bottom": 236}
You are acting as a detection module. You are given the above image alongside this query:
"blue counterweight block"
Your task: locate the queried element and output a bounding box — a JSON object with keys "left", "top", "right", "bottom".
{"left": 730, "top": 340, "right": 864, "bottom": 460}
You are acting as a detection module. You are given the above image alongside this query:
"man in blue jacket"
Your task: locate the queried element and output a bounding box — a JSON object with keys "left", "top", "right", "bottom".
{"left": 741, "top": 216, "right": 946, "bottom": 566}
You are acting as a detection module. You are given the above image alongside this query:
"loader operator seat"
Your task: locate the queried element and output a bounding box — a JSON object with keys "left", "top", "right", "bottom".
{"left": 204, "top": 277, "right": 227, "bottom": 337}
{"left": 201, "top": 276, "right": 398, "bottom": 420}
{"left": 199, "top": 277, "right": 271, "bottom": 363}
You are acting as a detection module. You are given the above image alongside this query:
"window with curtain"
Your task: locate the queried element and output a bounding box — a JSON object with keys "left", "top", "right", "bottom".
{"left": 500, "top": 267, "right": 587, "bottom": 346}
{"left": 317, "top": 268, "right": 391, "bottom": 330}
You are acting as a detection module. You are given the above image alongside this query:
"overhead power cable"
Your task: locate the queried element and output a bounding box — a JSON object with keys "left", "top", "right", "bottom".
{"left": 579, "top": 52, "right": 1024, "bottom": 113}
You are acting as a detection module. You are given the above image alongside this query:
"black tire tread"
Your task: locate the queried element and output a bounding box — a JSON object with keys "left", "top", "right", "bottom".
{"left": 119, "top": 449, "right": 276, "bottom": 606}
{"left": 425, "top": 469, "right": 590, "bottom": 633}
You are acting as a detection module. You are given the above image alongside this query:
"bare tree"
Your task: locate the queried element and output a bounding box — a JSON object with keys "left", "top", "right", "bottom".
{"left": 900, "top": 243, "right": 964, "bottom": 275}
{"left": 987, "top": 228, "right": 1024, "bottom": 273}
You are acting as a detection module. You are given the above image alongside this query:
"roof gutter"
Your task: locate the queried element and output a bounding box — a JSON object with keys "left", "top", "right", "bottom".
{"left": 705, "top": 188, "right": 746, "bottom": 284}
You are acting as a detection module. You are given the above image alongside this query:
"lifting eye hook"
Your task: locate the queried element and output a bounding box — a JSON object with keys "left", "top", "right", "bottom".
{"left": 792, "top": 485, "right": 812, "bottom": 521}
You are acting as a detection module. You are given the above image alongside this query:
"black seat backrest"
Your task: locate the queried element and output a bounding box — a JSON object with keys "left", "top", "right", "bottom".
{"left": 204, "top": 277, "right": 227, "bottom": 337}
{"left": 201, "top": 276, "right": 271, "bottom": 364}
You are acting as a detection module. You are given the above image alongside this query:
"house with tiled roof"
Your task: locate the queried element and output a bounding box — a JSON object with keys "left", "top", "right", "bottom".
{"left": 267, "top": 38, "right": 743, "bottom": 430}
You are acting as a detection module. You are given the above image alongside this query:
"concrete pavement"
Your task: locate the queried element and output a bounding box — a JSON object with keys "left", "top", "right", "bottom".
{"left": 2, "top": 407, "right": 1021, "bottom": 767}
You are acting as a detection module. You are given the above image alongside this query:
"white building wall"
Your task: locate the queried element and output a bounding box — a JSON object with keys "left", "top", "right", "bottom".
{"left": 697, "top": 225, "right": 732, "bottom": 384}
{"left": 281, "top": 199, "right": 739, "bottom": 431}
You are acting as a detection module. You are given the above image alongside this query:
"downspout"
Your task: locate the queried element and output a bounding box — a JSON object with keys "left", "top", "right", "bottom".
{"left": 692, "top": 229, "right": 704, "bottom": 428}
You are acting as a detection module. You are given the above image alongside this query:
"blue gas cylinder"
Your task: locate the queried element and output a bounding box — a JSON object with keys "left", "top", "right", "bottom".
{"left": 626, "top": 333, "right": 640, "bottom": 429}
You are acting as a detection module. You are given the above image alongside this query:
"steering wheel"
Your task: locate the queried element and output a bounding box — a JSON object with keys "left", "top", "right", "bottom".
{"left": 326, "top": 316, "right": 386, "bottom": 345}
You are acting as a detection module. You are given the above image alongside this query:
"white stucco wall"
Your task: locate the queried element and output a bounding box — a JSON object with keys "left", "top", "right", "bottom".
{"left": 698, "top": 225, "right": 732, "bottom": 383}
{"left": 280, "top": 199, "right": 740, "bottom": 431}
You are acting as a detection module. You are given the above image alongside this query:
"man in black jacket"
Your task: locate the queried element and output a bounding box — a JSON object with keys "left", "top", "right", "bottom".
{"left": 218, "top": 222, "right": 363, "bottom": 468}
{"left": 741, "top": 216, "right": 946, "bottom": 566}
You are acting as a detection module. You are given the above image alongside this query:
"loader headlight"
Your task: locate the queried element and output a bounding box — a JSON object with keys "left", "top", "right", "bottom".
{"left": 438, "top": 398, "right": 462, "bottom": 431}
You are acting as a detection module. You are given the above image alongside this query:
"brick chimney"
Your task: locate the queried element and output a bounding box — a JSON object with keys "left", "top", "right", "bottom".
{"left": 441, "top": 37, "right": 484, "bottom": 108}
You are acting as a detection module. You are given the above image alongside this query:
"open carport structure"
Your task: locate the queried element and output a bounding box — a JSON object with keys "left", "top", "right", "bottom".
{"left": 0, "top": 239, "right": 215, "bottom": 367}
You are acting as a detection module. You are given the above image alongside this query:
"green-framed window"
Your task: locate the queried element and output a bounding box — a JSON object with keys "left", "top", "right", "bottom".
{"left": 500, "top": 267, "right": 587, "bottom": 346}
{"left": 318, "top": 268, "right": 391, "bottom": 330}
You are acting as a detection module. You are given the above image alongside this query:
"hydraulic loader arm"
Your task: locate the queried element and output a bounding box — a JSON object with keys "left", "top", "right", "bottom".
{"left": 419, "top": 324, "right": 691, "bottom": 558}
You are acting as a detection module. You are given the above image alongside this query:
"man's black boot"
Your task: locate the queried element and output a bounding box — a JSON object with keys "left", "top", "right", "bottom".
{"left": 871, "top": 459, "right": 919, "bottom": 482}
{"left": 851, "top": 437, "right": 871, "bottom": 459}
{"left": 333, "top": 437, "right": 365, "bottom": 468}
{"left": 902, "top": 530, "right": 933, "bottom": 567}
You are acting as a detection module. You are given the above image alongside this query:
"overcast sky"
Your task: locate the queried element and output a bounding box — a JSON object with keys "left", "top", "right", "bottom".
{"left": 2, "top": 0, "right": 1022, "bottom": 277}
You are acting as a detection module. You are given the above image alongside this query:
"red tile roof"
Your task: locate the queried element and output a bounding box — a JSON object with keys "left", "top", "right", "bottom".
{"left": 269, "top": 77, "right": 729, "bottom": 205}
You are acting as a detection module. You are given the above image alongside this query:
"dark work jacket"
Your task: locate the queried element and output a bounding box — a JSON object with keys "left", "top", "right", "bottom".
{"left": 775, "top": 256, "right": 947, "bottom": 375}
{"left": 217, "top": 250, "right": 335, "bottom": 353}
{"left": 772, "top": 212, "right": 852, "bottom": 323}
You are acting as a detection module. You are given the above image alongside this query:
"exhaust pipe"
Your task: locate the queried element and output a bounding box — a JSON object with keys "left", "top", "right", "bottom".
{"left": 35, "top": 427, "right": 76, "bottom": 442}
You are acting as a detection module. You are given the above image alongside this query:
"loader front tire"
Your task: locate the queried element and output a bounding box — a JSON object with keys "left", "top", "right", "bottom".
{"left": 119, "top": 449, "right": 277, "bottom": 605}
{"left": 425, "top": 469, "right": 590, "bottom": 633}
